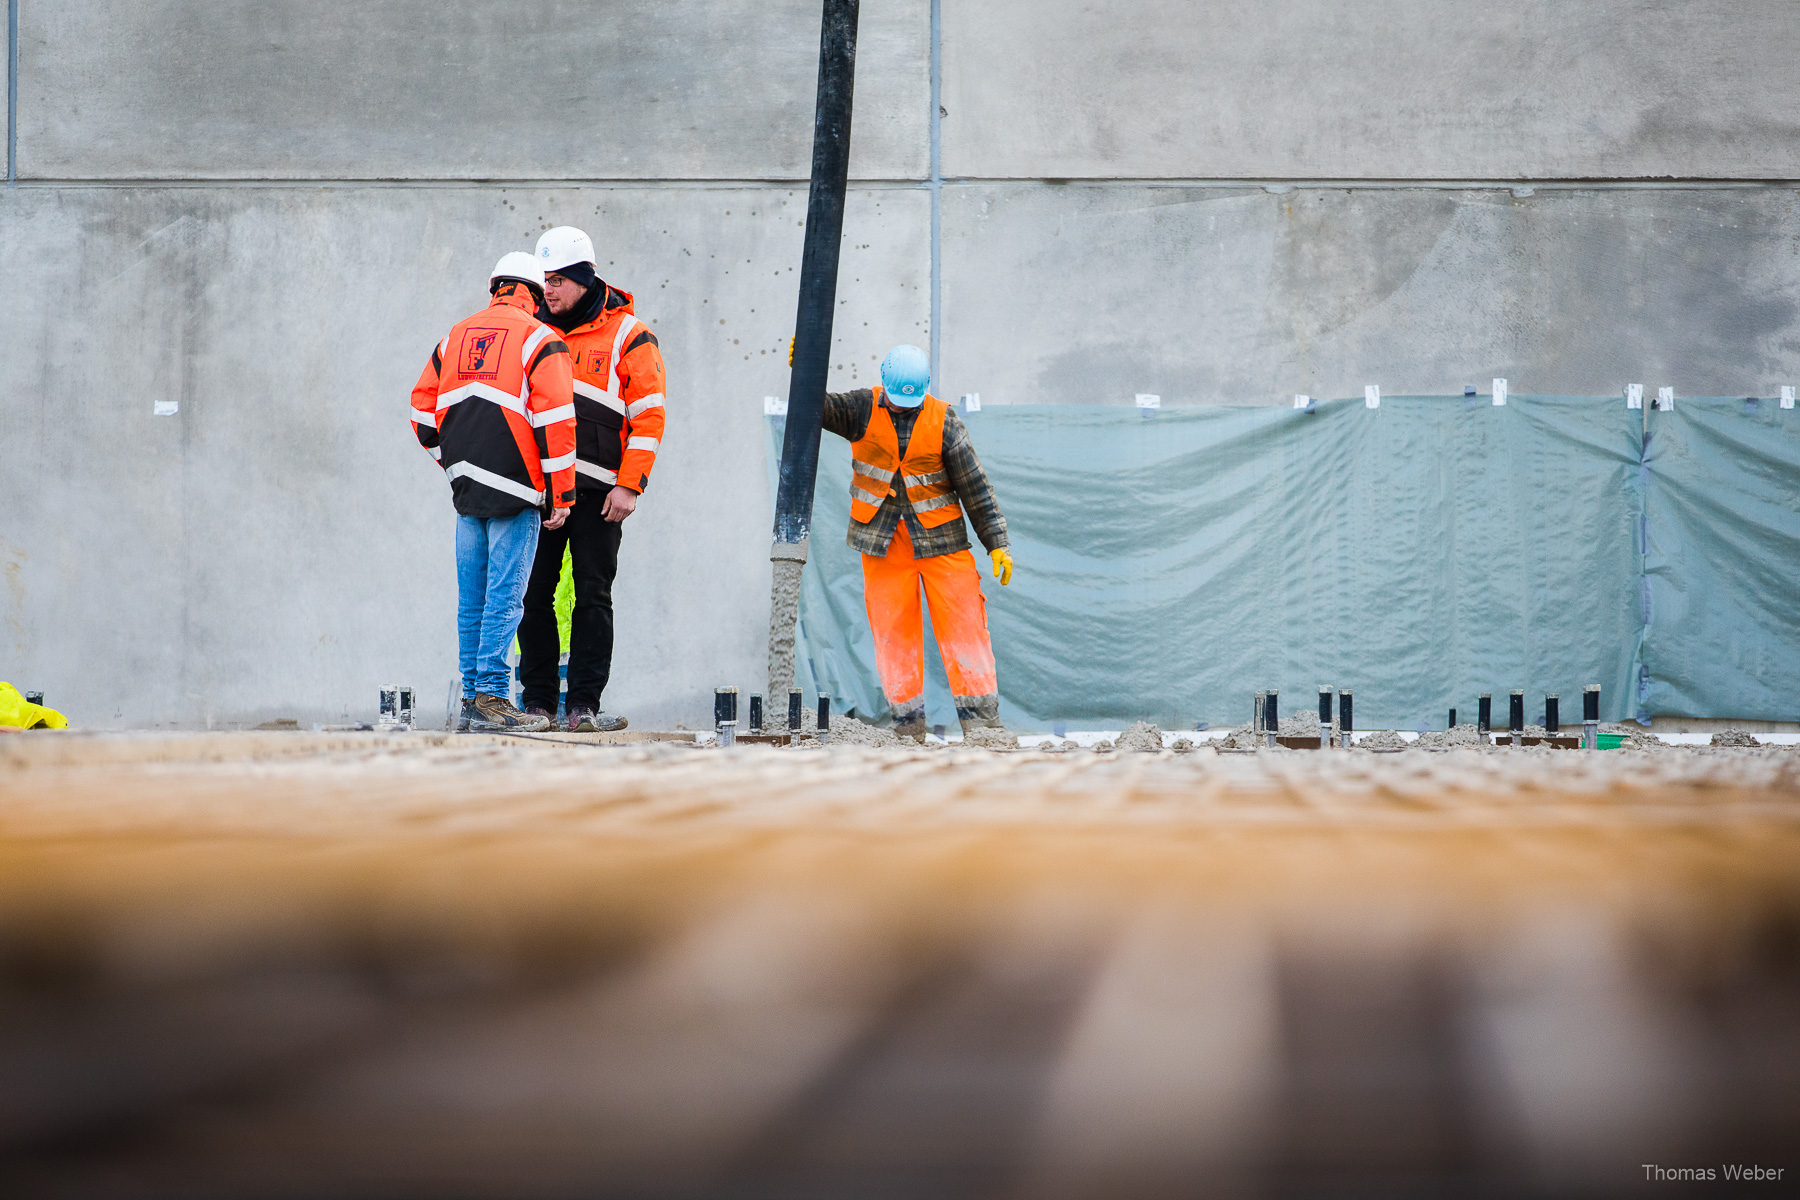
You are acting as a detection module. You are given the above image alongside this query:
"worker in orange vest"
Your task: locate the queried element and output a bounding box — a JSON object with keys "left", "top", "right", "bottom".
{"left": 821, "top": 345, "right": 1013, "bottom": 742}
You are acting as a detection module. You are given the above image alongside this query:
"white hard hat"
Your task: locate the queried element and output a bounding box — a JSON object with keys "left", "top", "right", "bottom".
{"left": 536, "top": 226, "right": 596, "bottom": 274}
{"left": 490, "top": 251, "right": 545, "bottom": 290}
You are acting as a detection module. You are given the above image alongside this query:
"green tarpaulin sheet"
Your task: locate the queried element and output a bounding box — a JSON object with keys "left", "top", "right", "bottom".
{"left": 1640, "top": 397, "right": 1800, "bottom": 720}
{"left": 769, "top": 393, "right": 1793, "bottom": 731}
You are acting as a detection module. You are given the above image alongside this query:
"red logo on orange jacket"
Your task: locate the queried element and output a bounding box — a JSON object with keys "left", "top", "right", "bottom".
{"left": 460, "top": 328, "right": 508, "bottom": 378}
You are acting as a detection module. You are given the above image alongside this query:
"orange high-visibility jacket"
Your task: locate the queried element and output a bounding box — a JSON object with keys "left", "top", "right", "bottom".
{"left": 849, "top": 390, "right": 963, "bottom": 529}
{"left": 560, "top": 285, "right": 666, "bottom": 495}
{"left": 410, "top": 285, "right": 576, "bottom": 518}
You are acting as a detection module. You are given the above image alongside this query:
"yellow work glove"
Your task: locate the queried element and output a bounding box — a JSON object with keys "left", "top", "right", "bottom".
{"left": 990, "top": 548, "right": 1013, "bottom": 586}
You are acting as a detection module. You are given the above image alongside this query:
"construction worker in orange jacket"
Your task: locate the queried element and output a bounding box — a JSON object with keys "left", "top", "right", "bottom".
{"left": 410, "top": 252, "right": 576, "bottom": 732}
{"left": 821, "top": 344, "right": 1014, "bottom": 742}
{"left": 515, "top": 226, "right": 668, "bottom": 732}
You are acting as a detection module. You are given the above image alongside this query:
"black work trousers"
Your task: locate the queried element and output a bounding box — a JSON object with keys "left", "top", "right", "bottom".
{"left": 518, "top": 487, "right": 623, "bottom": 714}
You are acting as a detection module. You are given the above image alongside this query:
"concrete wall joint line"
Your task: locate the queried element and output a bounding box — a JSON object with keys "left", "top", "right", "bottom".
{"left": 11, "top": 180, "right": 1797, "bottom": 192}
{"left": 7, "top": 177, "right": 943, "bottom": 191}
{"left": 935, "top": 177, "right": 1800, "bottom": 191}
{"left": 3, "top": 177, "right": 937, "bottom": 190}
{"left": 17, "top": 179, "right": 1800, "bottom": 193}
{"left": 928, "top": 0, "right": 942, "bottom": 383}
{"left": 7, "top": 0, "right": 17, "bottom": 185}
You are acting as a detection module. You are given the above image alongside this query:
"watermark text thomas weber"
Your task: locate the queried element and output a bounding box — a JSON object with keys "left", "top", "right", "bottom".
{"left": 1643, "top": 1164, "right": 1784, "bottom": 1183}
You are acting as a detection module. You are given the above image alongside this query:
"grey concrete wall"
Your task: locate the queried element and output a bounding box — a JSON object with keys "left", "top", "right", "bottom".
{"left": 2, "top": 1, "right": 1795, "bottom": 728}
{"left": 939, "top": 185, "right": 1800, "bottom": 405}
{"left": 19, "top": 1, "right": 929, "bottom": 180}
{"left": 943, "top": 1, "right": 1800, "bottom": 180}
{"left": 0, "top": 184, "right": 925, "bottom": 728}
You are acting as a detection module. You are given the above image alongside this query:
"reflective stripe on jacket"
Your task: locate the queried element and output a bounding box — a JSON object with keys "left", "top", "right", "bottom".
{"left": 849, "top": 390, "right": 963, "bottom": 530}
{"left": 560, "top": 285, "right": 666, "bottom": 494}
{"left": 409, "top": 285, "right": 576, "bottom": 518}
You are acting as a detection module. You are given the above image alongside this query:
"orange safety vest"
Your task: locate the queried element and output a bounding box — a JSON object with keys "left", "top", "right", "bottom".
{"left": 849, "top": 390, "right": 964, "bottom": 529}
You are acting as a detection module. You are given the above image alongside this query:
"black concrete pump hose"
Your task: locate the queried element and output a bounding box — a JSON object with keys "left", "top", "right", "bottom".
{"left": 767, "top": 0, "right": 860, "bottom": 703}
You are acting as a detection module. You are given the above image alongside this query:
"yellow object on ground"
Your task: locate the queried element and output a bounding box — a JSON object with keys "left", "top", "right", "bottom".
{"left": 0, "top": 682, "right": 67, "bottom": 729}
{"left": 990, "top": 547, "right": 1013, "bottom": 586}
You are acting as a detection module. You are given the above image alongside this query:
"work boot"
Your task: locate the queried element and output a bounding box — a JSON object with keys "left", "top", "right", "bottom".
{"left": 892, "top": 707, "right": 928, "bottom": 743}
{"left": 457, "top": 698, "right": 478, "bottom": 733}
{"left": 471, "top": 693, "right": 551, "bottom": 732}
{"left": 568, "top": 706, "right": 628, "bottom": 733}
{"left": 956, "top": 693, "right": 1004, "bottom": 737}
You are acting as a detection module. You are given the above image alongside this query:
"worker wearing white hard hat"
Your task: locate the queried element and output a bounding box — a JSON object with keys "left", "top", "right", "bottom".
{"left": 514, "top": 226, "right": 669, "bottom": 733}
{"left": 408, "top": 252, "right": 576, "bottom": 732}
{"left": 490, "top": 250, "right": 546, "bottom": 293}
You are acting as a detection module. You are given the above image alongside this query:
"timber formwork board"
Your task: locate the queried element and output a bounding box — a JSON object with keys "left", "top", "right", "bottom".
{"left": 0, "top": 732, "right": 1796, "bottom": 1196}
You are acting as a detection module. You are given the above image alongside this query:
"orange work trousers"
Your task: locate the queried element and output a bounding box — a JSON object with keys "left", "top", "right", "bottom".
{"left": 860, "top": 521, "right": 998, "bottom": 712}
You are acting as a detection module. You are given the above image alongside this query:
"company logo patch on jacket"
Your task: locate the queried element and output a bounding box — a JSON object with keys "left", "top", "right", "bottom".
{"left": 460, "top": 328, "right": 508, "bottom": 379}
{"left": 411, "top": 292, "right": 576, "bottom": 519}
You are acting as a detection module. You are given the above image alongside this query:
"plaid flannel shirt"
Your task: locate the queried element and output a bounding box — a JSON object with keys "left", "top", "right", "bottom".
{"left": 821, "top": 388, "right": 1009, "bottom": 559}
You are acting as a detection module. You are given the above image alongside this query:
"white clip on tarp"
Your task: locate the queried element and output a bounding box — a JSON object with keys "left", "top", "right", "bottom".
{"left": 763, "top": 396, "right": 788, "bottom": 416}
{"left": 1492, "top": 378, "right": 1508, "bottom": 406}
{"left": 1782, "top": 386, "right": 1794, "bottom": 410}
{"left": 1626, "top": 384, "right": 1643, "bottom": 410}
{"left": 1656, "top": 387, "right": 1674, "bottom": 411}
{"left": 1365, "top": 385, "right": 1380, "bottom": 409}
{"left": 1135, "top": 393, "right": 1161, "bottom": 409}
{"left": 961, "top": 393, "right": 981, "bottom": 412}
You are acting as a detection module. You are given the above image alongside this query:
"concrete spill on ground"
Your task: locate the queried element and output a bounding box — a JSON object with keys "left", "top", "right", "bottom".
{"left": 1114, "top": 720, "right": 1163, "bottom": 751}
{"left": 1213, "top": 711, "right": 1321, "bottom": 750}
{"left": 1214, "top": 724, "right": 1263, "bottom": 750}
{"left": 1, "top": 732, "right": 1795, "bottom": 1194}
{"left": 817, "top": 714, "right": 904, "bottom": 748}
{"left": 1414, "top": 723, "right": 1487, "bottom": 748}
{"left": 1713, "top": 727, "right": 1760, "bottom": 747}
{"left": 961, "top": 725, "right": 1019, "bottom": 750}
{"left": 1601, "top": 721, "right": 1669, "bottom": 750}
{"left": 784, "top": 708, "right": 1015, "bottom": 750}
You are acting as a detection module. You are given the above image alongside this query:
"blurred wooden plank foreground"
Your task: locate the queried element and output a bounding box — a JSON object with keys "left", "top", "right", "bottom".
{"left": 2, "top": 733, "right": 1797, "bottom": 1197}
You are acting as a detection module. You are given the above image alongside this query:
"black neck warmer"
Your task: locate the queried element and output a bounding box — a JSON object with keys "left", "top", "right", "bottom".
{"left": 546, "top": 277, "right": 608, "bottom": 333}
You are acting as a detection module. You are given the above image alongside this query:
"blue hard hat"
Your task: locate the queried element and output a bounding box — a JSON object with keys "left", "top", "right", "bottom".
{"left": 880, "top": 344, "right": 930, "bottom": 407}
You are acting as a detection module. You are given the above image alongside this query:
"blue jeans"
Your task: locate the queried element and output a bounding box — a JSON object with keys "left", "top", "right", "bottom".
{"left": 456, "top": 509, "right": 541, "bottom": 700}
